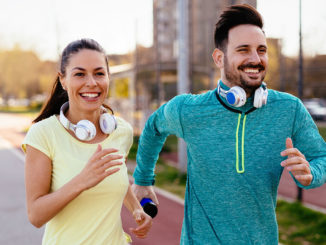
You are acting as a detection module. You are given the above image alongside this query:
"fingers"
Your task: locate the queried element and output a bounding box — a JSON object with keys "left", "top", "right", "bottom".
{"left": 281, "top": 156, "right": 308, "bottom": 168}
{"left": 280, "top": 138, "right": 312, "bottom": 186}
{"left": 294, "top": 174, "right": 313, "bottom": 183}
{"left": 149, "top": 192, "right": 159, "bottom": 205}
{"left": 101, "top": 167, "right": 121, "bottom": 178}
{"left": 98, "top": 154, "right": 124, "bottom": 167}
{"left": 285, "top": 137, "right": 293, "bottom": 150}
{"left": 93, "top": 147, "right": 120, "bottom": 160}
{"left": 130, "top": 213, "right": 152, "bottom": 239}
{"left": 283, "top": 162, "right": 310, "bottom": 173}
{"left": 131, "top": 184, "right": 159, "bottom": 205}
{"left": 281, "top": 138, "right": 305, "bottom": 159}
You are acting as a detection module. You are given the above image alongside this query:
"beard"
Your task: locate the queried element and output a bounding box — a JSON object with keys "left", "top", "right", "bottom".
{"left": 224, "top": 56, "right": 266, "bottom": 94}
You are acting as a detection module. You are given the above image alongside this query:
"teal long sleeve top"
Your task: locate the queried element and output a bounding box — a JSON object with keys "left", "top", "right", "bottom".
{"left": 133, "top": 83, "right": 326, "bottom": 245}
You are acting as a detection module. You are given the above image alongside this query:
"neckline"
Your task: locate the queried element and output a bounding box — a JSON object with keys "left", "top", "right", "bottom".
{"left": 52, "top": 115, "right": 116, "bottom": 146}
{"left": 215, "top": 81, "right": 256, "bottom": 114}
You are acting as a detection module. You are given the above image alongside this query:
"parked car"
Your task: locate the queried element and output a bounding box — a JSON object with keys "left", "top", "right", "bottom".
{"left": 303, "top": 98, "right": 326, "bottom": 121}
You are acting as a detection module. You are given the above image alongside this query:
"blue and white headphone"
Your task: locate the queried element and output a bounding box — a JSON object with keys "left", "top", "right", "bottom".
{"left": 217, "top": 80, "right": 268, "bottom": 108}
{"left": 59, "top": 102, "right": 117, "bottom": 141}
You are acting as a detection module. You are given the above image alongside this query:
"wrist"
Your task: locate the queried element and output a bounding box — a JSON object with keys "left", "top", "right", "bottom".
{"left": 71, "top": 174, "right": 87, "bottom": 193}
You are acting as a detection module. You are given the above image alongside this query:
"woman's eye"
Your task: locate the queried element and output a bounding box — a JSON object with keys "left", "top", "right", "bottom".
{"left": 96, "top": 72, "right": 105, "bottom": 76}
{"left": 74, "top": 73, "right": 84, "bottom": 77}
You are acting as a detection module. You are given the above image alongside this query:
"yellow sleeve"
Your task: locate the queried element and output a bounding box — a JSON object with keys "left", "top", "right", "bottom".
{"left": 22, "top": 120, "right": 52, "bottom": 159}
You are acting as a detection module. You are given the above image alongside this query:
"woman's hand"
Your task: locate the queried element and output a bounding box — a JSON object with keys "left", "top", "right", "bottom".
{"left": 77, "top": 144, "right": 123, "bottom": 191}
{"left": 129, "top": 209, "right": 152, "bottom": 239}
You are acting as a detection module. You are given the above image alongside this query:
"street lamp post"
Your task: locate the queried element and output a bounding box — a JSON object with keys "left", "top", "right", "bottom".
{"left": 177, "top": 0, "right": 190, "bottom": 172}
{"left": 297, "top": 0, "right": 304, "bottom": 202}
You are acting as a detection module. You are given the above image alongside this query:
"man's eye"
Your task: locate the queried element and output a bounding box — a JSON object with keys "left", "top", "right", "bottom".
{"left": 96, "top": 72, "right": 105, "bottom": 76}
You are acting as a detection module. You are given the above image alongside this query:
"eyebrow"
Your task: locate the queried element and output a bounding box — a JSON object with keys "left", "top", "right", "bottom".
{"left": 72, "top": 67, "right": 105, "bottom": 71}
{"left": 235, "top": 45, "right": 249, "bottom": 49}
{"left": 235, "top": 44, "right": 267, "bottom": 49}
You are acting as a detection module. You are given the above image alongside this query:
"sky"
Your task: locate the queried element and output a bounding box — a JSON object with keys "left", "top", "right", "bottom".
{"left": 0, "top": 0, "right": 325, "bottom": 61}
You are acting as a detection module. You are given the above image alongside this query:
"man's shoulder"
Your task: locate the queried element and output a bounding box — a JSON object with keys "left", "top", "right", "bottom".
{"left": 267, "top": 89, "right": 300, "bottom": 105}
{"left": 170, "top": 89, "right": 217, "bottom": 106}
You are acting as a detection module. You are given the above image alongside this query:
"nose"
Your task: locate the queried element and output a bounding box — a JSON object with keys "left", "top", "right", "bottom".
{"left": 86, "top": 75, "right": 97, "bottom": 87}
{"left": 248, "top": 51, "right": 261, "bottom": 64}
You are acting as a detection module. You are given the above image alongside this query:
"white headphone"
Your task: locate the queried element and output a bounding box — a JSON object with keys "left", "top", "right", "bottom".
{"left": 218, "top": 81, "right": 268, "bottom": 108}
{"left": 59, "top": 102, "right": 117, "bottom": 141}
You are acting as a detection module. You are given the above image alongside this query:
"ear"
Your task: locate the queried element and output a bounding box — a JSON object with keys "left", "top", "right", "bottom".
{"left": 58, "top": 72, "right": 66, "bottom": 90}
{"left": 212, "top": 48, "right": 224, "bottom": 69}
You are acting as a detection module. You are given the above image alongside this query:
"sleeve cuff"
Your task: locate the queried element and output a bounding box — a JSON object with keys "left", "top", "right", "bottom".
{"left": 133, "top": 178, "right": 155, "bottom": 186}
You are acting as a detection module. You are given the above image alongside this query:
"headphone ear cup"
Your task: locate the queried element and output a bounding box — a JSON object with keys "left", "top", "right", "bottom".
{"left": 99, "top": 113, "right": 117, "bottom": 134}
{"left": 227, "top": 86, "right": 246, "bottom": 107}
{"left": 254, "top": 87, "right": 268, "bottom": 108}
{"left": 75, "top": 120, "right": 96, "bottom": 141}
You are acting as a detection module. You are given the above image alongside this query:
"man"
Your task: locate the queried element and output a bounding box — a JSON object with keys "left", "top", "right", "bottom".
{"left": 132, "top": 4, "right": 326, "bottom": 244}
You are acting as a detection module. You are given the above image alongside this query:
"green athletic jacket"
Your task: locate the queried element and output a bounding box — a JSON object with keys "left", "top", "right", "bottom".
{"left": 133, "top": 82, "right": 326, "bottom": 245}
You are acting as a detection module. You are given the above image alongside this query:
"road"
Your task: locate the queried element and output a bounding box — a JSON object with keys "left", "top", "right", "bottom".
{"left": 0, "top": 137, "right": 44, "bottom": 244}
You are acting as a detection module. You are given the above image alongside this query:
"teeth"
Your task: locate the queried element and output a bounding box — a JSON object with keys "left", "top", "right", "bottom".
{"left": 244, "top": 68, "right": 259, "bottom": 73}
{"left": 81, "top": 93, "right": 99, "bottom": 98}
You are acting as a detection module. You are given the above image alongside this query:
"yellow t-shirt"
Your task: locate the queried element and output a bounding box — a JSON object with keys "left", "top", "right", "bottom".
{"left": 22, "top": 115, "right": 133, "bottom": 245}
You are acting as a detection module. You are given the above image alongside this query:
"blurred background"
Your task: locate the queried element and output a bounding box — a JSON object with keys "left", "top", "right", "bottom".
{"left": 1, "top": 1, "right": 326, "bottom": 244}
{"left": 0, "top": 0, "right": 326, "bottom": 130}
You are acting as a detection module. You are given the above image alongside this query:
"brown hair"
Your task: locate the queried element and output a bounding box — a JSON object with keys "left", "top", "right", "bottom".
{"left": 214, "top": 4, "right": 264, "bottom": 51}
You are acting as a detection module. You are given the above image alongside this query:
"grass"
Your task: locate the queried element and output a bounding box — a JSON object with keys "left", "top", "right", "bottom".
{"left": 0, "top": 105, "right": 40, "bottom": 118}
{"left": 318, "top": 126, "right": 326, "bottom": 140}
{"left": 154, "top": 162, "right": 187, "bottom": 198}
{"left": 277, "top": 200, "right": 326, "bottom": 245}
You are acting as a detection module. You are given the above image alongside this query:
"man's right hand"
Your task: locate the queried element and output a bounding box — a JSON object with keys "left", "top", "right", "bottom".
{"left": 131, "top": 184, "right": 159, "bottom": 205}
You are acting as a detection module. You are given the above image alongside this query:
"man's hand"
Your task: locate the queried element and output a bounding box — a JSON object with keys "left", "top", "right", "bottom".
{"left": 131, "top": 184, "right": 159, "bottom": 205}
{"left": 281, "top": 138, "right": 313, "bottom": 186}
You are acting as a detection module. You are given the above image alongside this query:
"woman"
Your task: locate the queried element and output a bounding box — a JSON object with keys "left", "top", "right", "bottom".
{"left": 22, "top": 39, "right": 152, "bottom": 244}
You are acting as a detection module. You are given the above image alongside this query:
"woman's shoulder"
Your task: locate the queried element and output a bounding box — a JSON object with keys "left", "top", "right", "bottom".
{"left": 115, "top": 116, "right": 133, "bottom": 132}
{"left": 28, "top": 115, "right": 58, "bottom": 134}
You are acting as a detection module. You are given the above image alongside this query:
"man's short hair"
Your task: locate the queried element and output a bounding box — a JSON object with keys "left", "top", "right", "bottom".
{"left": 214, "top": 4, "right": 264, "bottom": 51}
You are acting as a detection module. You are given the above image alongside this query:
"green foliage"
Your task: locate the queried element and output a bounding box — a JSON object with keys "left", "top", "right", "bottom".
{"left": 161, "top": 135, "right": 178, "bottom": 153}
{"left": 277, "top": 200, "right": 326, "bottom": 245}
{"left": 111, "top": 77, "right": 129, "bottom": 98}
{"left": 0, "top": 105, "right": 40, "bottom": 114}
{"left": 128, "top": 136, "right": 139, "bottom": 160}
{"left": 318, "top": 127, "right": 326, "bottom": 140}
{"left": 0, "top": 47, "right": 56, "bottom": 100}
{"left": 154, "top": 162, "right": 187, "bottom": 198}
{"left": 129, "top": 135, "right": 178, "bottom": 160}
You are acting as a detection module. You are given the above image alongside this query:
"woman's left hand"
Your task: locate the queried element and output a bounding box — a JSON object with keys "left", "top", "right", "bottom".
{"left": 129, "top": 209, "right": 152, "bottom": 239}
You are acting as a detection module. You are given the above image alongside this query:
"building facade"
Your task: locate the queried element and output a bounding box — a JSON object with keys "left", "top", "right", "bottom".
{"left": 152, "top": 0, "right": 257, "bottom": 99}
